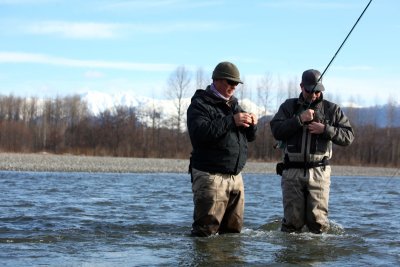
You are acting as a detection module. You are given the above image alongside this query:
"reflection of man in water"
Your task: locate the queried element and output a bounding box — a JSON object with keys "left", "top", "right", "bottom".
{"left": 189, "top": 237, "right": 245, "bottom": 265}
{"left": 270, "top": 69, "right": 354, "bottom": 233}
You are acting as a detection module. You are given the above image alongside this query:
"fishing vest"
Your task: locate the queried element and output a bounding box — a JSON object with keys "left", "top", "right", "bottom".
{"left": 283, "top": 98, "right": 332, "bottom": 164}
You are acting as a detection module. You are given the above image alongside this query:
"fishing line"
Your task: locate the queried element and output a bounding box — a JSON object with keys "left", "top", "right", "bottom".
{"left": 373, "top": 168, "right": 400, "bottom": 201}
{"left": 299, "top": 0, "right": 397, "bottom": 206}
{"left": 306, "top": 0, "right": 373, "bottom": 112}
{"left": 311, "top": 0, "right": 373, "bottom": 91}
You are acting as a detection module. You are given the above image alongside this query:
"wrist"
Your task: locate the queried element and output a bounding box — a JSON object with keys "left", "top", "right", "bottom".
{"left": 298, "top": 115, "right": 303, "bottom": 125}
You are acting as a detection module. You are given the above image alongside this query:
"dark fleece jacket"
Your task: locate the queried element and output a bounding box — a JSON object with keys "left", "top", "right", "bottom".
{"left": 187, "top": 86, "right": 257, "bottom": 174}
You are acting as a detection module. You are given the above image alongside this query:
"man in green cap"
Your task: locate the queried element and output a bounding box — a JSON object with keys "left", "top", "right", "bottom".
{"left": 187, "top": 61, "right": 258, "bottom": 237}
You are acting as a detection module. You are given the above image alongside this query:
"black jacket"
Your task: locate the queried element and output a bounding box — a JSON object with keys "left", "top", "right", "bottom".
{"left": 187, "top": 86, "right": 257, "bottom": 174}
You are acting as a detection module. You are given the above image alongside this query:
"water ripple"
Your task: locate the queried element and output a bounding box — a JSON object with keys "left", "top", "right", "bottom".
{"left": 0, "top": 171, "right": 399, "bottom": 266}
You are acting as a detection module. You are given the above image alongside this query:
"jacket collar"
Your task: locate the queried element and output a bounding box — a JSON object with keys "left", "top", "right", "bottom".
{"left": 191, "top": 85, "right": 238, "bottom": 107}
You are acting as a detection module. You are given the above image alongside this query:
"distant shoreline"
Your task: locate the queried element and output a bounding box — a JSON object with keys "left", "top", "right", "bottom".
{"left": 0, "top": 153, "right": 398, "bottom": 177}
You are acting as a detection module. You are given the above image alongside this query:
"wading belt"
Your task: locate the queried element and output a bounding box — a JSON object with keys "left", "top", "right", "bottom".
{"left": 276, "top": 156, "right": 330, "bottom": 176}
{"left": 284, "top": 158, "right": 330, "bottom": 169}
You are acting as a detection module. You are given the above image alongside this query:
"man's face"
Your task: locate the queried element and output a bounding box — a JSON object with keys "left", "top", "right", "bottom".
{"left": 301, "top": 84, "right": 321, "bottom": 103}
{"left": 214, "top": 79, "right": 239, "bottom": 99}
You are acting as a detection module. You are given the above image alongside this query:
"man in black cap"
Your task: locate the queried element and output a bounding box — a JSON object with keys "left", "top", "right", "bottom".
{"left": 187, "top": 61, "right": 258, "bottom": 237}
{"left": 270, "top": 69, "right": 354, "bottom": 233}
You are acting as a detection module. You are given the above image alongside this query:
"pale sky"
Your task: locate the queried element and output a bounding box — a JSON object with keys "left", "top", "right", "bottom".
{"left": 0, "top": 0, "right": 399, "bottom": 107}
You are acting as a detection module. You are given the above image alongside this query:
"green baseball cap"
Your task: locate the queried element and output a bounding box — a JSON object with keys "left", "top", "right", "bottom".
{"left": 212, "top": 61, "right": 243, "bottom": 84}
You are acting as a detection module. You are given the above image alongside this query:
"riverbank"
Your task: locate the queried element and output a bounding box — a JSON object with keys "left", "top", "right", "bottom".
{"left": 0, "top": 153, "right": 398, "bottom": 177}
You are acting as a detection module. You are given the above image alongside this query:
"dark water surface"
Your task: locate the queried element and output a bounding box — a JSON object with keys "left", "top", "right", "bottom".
{"left": 0, "top": 171, "right": 399, "bottom": 266}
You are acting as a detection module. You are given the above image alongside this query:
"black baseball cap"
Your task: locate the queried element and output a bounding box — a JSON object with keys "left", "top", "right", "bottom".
{"left": 301, "top": 69, "right": 325, "bottom": 93}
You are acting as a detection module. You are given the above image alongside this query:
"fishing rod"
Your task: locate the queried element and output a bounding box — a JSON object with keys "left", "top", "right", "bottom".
{"left": 311, "top": 0, "right": 373, "bottom": 91}
{"left": 275, "top": 0, "right": 374, "bottom": 148}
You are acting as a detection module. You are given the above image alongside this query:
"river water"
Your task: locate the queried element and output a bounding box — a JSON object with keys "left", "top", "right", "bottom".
{"left": 0, "top": 171, "right": 399, "bottom": 266}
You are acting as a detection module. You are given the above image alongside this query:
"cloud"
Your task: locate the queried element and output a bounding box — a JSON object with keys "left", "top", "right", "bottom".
{"left": 0, "top": 52, "right": 176, "bottom": 71}
{"left": 103, "top": 0, "right": 221, "bottom": 10}
{"left": 84, "top": 70, "right": 104, "bottom": 79}
{"left": 259, "top": 0, "right": 357, "bottom": 9}
{"left": 126, "top": 21, "right": 222, "bottom": 34}
{"left": 0, "top": 0, "right": 56, "bottom": 4}
{"left": 17, "top": 20, "right": 225, "bottom": 39}
{"left": 25, "top": 21, "right": 121, "bottom": 39}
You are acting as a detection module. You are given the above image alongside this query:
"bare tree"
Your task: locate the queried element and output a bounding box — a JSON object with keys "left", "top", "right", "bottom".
{"left": 386, "top": 95, "right": 398, "bottom": 164}
{"left": 64, "top": 95, "right": 89, "bottom": 127}
{"left": 386, "top": 95, "right": 397, "bottom": 129}
{"left": 149, "top": 105, "right": 162, "bottom": 157}
{"left": 166, "top": 65, "right": 191, "bottom": 133}
{"left": 286, "top": 76, "right": 298, "bottom": 99}
{"left": 257, "top": 72, "right": 273, "bottom": 117}
{"left": 275, "top": 75, "right": 286, "bottom": 113}
{"left": 166, "top": 65, "right": 191, "bottom": 153}
{"left": 195, "top": 67, "right": 208, "bottom": 89}
{"left": 345, "top": 96, "right": 358, "bottom": 125}
{"left": 3, "top": 95, "right": 22, "bottom": 121}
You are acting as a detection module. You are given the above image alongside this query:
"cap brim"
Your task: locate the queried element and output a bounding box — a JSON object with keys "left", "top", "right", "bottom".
{"left": 228, "top": 78, "right": 243, "bottom": 84}
{"left": 304, "top": 82, "right": 325, "bottom": 92}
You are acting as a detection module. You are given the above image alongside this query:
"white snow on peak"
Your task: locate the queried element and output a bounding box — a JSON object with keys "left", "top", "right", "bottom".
{"left": 80, "top": 90, "right": 272, "bottom": 128}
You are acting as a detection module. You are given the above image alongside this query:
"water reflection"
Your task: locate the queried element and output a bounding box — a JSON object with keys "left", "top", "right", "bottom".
{"left": 271, "top": 228, "right": 367, "bottom": 265}
{"left": 189, "top": 234, "right": 245, "bottom": 266}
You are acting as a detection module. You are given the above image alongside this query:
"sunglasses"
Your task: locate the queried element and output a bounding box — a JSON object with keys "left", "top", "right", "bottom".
{"left": 305, "top": 88, "right": 321, "bottom": 94}
{"left": 226, "top": 79, "right": 239, "bottom": 86}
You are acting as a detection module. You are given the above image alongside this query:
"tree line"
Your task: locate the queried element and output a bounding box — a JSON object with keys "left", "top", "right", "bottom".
{"left": 0, "top": 93, "right": 398, "bottom": 167}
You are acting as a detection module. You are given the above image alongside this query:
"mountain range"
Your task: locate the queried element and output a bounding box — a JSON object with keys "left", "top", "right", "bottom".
{"left": 81, "top": 91, "right": 400, "bottom": 128}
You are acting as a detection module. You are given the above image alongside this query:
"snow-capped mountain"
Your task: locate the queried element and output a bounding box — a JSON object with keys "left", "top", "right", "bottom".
{"left": 81, "top": 91, "right": 270, "bottom": 122}
{"left": 81, "top": 91, "right": 400, "bottom": 128}
{"left": 81, "top": 91, "right": 193, "bottom": 130}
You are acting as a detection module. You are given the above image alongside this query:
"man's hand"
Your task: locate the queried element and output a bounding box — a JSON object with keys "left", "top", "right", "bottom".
{"left": 308, "top": 121, "right": 325, "bottom": 134}
{"left": 300, "top": 109, "right": 315, "bottom": 123}
{"left": 234, "top": 112, "right": 257, "bottom": 127}
{"left": 249, "top": 113, "right": 258, "bottom": 126}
